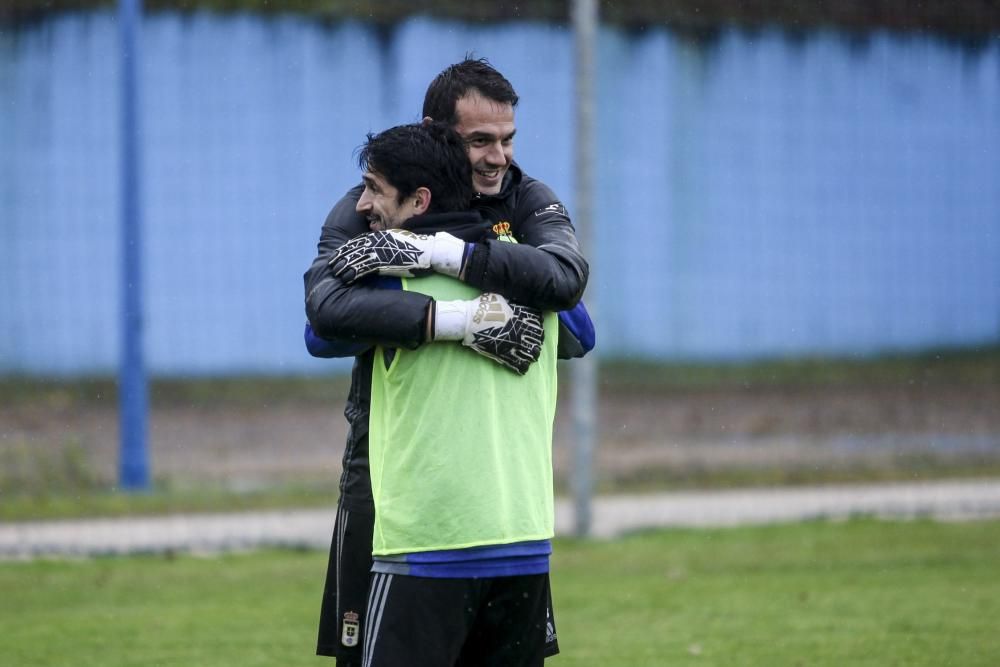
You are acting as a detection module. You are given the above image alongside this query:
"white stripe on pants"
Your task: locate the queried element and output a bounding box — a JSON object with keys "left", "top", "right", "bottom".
{"left": 362, "top": 572, "right": 393, "bottom": 667}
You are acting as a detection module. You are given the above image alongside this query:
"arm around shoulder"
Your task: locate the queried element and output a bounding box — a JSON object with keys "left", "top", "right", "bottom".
{"left": 463, "top": 177, "right": 589, "bottom": 311}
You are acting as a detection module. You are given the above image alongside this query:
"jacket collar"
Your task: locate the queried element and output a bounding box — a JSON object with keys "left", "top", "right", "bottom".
{"left": 402, "top": 211, "right": 492, "bottom": 243}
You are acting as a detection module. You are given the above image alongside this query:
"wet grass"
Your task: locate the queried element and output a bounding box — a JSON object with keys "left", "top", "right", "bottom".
{"left": 0, "top": 482, "right": 338, "bottom": 523}
{"left": 0, "top": 374, "right": 352, "bottom": 409}
{"left": 578, "top": 454, "right": 1000, "bottom": 496}
{"left": 596, "top": 345, "right": 1000, "bottom": 392}
{"left": 2, "top": 344, "right": 996, "bottom": 408}
{"left": 2, "top": 518, "right": 998, "bottom": 666}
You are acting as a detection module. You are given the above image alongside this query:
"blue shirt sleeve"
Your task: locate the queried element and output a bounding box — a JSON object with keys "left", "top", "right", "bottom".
{"left": 557, "top": 300, "right": 596, "bottom": 357}
{"left": 304, "top": 322, "right": 369, "bottom": 358}
{"left": 304, "top": 275, "right": 402, "bottom": 358}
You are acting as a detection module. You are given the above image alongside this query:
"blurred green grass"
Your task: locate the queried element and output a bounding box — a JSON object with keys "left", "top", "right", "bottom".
{"left": 3, "top": 344, "right": 997, "bottom": 408}
{"left": 2, "top": 518, "right": 998, "bottom": 666}
{"left": 585, "top": 454, "right": 1000, "bottom": 495}
{"left": 0, "top": 482, "right": 338, "bottom": 522}
{"left": 0, "top": 374, "right": 353, "bottom": 409}
{"left": 596, "top": 345, "right": 1000, "bottom": 391}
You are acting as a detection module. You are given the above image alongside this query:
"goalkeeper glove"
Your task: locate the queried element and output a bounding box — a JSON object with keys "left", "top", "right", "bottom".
{"left": 329, "top": 230, "right": 467, "bottom": 283}
{"left": 433, "top": 293, "right": 544, "bottom": 375}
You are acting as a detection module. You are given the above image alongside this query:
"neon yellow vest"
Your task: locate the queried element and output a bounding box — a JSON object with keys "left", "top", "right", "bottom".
{"left": 369, "top": 274, "right": 559, "bottom": 556}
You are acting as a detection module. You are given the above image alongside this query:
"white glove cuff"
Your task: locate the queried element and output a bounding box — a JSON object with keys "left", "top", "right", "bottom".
{"left": 433, "top": 300, "right": 468, "bottom": 341}
{"left": 430, "top": 232, "right": 467, "bottom": 278}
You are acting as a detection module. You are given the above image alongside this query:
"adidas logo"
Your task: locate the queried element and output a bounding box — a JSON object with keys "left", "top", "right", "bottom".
{"left": 472, "top": 294, "right": 507, "bottom": 325}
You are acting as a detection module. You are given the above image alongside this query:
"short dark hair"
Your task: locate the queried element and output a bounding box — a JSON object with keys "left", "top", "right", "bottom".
{"left": 357, "top": 122, "right": 473, "bottom": 214}
{"left": 422, "top": 57, "right": 520, "bottom": 126}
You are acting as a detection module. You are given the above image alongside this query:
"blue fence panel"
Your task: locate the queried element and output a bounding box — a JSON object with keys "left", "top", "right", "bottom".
{"left": 593, "top": 28, "right": 1000, "bottom": 358}
{"left": 1, "top": 13, "right": 998, "bottom": 376}
{"left": 2, "top": 14, "right": 120, "bottom": 375}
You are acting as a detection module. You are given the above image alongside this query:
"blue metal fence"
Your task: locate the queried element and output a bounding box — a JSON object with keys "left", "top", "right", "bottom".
{"left": 1, "top": 13, "right": 998, "bottom": 375}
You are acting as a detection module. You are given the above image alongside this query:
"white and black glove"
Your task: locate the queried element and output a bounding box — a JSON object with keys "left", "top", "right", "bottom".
{"left": 433, "top": 293, "right": 544, "bottom": 375}
{"left": 329, "top": 230, "right": 467, "bottom": 283}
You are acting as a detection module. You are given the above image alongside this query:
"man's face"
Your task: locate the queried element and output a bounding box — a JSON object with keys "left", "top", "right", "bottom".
{"left": 356, "top": 170, "right": 419, "bottom": 231}
{"left": 453, "top": 91, "right": 515, "bottom": 195}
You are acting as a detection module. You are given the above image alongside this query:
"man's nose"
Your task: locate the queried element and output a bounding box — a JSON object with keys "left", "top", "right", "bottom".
{"left": 484, "top": 141, "right": 507, "bottom": 164}
{"left": 356, "top": 192, "right": 372, "bottom": 213}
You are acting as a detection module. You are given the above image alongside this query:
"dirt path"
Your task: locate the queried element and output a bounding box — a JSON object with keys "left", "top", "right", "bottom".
{"left": 3, "top": 382, "right": 1000, "bottom": 490}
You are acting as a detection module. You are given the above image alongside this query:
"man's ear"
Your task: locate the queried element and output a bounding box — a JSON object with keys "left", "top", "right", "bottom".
{"left": 413, "top": 187, "right": 432, "bottom": 215}
{"left": 421, "top": 116, "right": 434, "bottom": 127}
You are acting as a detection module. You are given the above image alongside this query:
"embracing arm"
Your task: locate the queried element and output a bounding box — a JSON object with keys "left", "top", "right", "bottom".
{"left": 306, "top": 179, "right": 593, "bottom": 362}
{"left": 327, "top": 179, "right": 589, "bottom": 313}
{"left": 304, "top": 322, "right": 368, "bottom": 358}
{"left": 463, "top": 178, "right": 589, "bottom": 311}
{"left": 304, "top": 191, "right": 546, "bottom": 372}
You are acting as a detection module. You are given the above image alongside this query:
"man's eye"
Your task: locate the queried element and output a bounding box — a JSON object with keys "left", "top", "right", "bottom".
{"left": 469, "top": 138, "right": 489, "bottom": 148}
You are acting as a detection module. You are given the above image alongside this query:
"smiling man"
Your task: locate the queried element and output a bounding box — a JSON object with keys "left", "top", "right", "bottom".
{"left": 335, "top": 120, "right": 556, "bottom": 667}
{"left": 304, "top": 58, "right": 591, "bottom": 666}
{"left": 355, "top": 132, "right": 472, "bottom": 231}
{"left": 453, "top": 90, "right": 515, "bottom": 194}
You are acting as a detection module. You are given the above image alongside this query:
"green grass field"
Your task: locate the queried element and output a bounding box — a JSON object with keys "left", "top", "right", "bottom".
{"left": 3, "top": 518, "right": 998, "bottom": 666}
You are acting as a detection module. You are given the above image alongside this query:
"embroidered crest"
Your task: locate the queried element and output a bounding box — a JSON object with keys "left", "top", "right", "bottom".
{"left": 492, "top": 220, "right": 517, "bottom": 243}
{"left": 341, "top": 611, "right": 360, "bottom": 647}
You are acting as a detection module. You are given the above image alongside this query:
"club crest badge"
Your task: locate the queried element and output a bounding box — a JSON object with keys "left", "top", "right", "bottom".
{"left": 341, "top": 611, "right": 360, "bottom": 647}
{"left": 492, "top": 220, "right": 517, "bottom": 243}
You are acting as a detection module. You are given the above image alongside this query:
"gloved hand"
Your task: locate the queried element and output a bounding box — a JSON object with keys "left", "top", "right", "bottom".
{"left": 329, "top": 230, "right": 467, "bottom": 283}
{"left": 433, "top": 293, "right": 544, "bottom": 375}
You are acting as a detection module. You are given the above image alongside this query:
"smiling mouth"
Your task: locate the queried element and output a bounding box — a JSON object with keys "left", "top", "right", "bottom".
{"left": 475, "top": 168, "right": 502, "bottom": 180}
{"left": 368, "top": 216, "right": 386, "bottom": 231}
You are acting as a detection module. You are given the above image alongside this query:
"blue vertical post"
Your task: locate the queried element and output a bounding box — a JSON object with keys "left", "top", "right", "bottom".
{"left": 118, "top": 0, "right": 149, "bottom": 491}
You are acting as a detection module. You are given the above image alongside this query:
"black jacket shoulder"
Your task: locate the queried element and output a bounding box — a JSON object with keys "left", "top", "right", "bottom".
{"left": 463, "top": 164, "right": 590, "bottom": 310}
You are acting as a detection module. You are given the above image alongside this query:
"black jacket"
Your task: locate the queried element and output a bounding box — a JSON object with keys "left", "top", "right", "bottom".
{"left": 303, "top": 164, "right": 589, "bottom": 508}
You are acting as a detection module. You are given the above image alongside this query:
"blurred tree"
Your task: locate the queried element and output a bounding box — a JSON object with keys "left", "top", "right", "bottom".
{"left": 3, "top": 0, "right": 999, "bottom": 38}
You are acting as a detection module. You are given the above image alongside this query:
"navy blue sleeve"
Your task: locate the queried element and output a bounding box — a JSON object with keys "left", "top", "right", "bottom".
{"left": 304, "top": 275, "right": 404, "bottom": 358}
{"left": 556, "top": 300, "right": 596, "bottom": 359}
{"left": 304, "top": 322, "right": 369, "bottom": 358}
